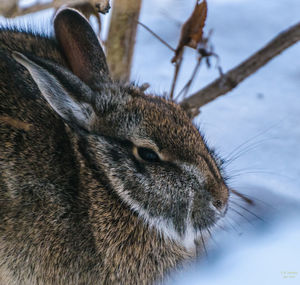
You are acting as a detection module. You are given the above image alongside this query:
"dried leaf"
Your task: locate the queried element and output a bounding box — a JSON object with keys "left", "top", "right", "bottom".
{"left": 172, "top": 0, "right": 208, "bottom": 63}
{"left": 94, "top": 0, "right": 111, "bottom": 14}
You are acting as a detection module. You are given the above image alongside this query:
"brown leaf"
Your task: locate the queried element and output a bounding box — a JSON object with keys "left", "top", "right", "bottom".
{"left": 172, "top": 0, "right": 208, "bottom": 63}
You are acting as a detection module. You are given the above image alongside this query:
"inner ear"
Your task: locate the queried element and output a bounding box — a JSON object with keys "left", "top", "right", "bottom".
{"left": 12, "top": 51, "right": 95, "bottom": 131}
{"left": 54, "top": 8, "right": 111, "bottom": 88}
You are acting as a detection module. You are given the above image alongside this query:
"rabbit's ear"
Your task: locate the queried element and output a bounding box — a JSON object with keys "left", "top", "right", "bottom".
{"left": 54, "top": 8, "right": 111, "bottom": 88}
{"left": 12, "top": 52, "right": 95, "bottom": 131}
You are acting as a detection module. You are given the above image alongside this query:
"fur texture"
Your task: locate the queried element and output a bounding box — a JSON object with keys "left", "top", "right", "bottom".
{"left": 0, "top": 9, "right": 229, "bottom": 284}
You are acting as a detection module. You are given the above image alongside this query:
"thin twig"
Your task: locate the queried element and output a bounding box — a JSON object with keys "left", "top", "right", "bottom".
{"left": 170, "top": 51, "right": 183, "bottom": 100}
{"left": 7, "top": 2, "right": 53, "bottom": 17}
{"left": 0, "top": 0, "right": 110, "bottom": 18}
{"left": 180, "top": 22, "right": 300, "bottom": 118}
{"left": 175, "top": 56, "right": 202, "bottom": 100}
{"left": 137, "top": 21, "right": 175, "bottom": 52}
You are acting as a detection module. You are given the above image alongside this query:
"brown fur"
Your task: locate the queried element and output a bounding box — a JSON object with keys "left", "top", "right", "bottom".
{"left": 0, "top": 116, "right": 32, "bottom": 131}
{"left": 0, "top": 9, "right": 228, "bottom": 284}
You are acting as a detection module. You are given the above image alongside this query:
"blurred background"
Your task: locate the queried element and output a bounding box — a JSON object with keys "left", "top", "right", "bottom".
{"left": 1, "top": 0, "right": 299, "bottom": 284}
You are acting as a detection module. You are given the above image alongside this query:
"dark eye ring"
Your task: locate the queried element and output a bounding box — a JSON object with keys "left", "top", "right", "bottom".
{"left": 137, "top": 147, "right": 160, "bottom": 162}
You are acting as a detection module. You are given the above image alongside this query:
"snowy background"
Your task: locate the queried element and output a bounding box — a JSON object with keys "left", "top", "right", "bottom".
{"left": 1, "top": 0, "right": 299, "bottom": 284}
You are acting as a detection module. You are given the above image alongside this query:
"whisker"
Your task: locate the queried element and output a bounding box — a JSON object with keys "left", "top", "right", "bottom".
{"left": 206, "top": 226, "right": 213, "bottom": 239}
{"left": 213, "top": 221, "right": 230, "bottom": 233}
{"left": 220, "top": 216, "right": 242, "bottom": 234}
{"left": 205, "top": 225, "right": 219, "bottom": 247}
{"left": 227, "top": 169, "right": 294, "bottom": 181}
{"left": 229, "top": 206, "right": 255, "bottom": 226}
{"left": 199, "top": 228, "right": 208, "bottom": 257}
{"left": 230, "top": 200, "right": 265, "bottom": 222}
{"left": 223, "top": 119, "right": 286, "bottom": 163}
{"left": 224, "top": 138, "right": 277, "bottom": 166}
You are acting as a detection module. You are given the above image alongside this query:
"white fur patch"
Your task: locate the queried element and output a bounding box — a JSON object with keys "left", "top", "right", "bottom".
{"left": 104, "top": 160, "right": 220, "bottom": 251}
{"left": 115, "top": 186, "right": 207, "bottom": 251}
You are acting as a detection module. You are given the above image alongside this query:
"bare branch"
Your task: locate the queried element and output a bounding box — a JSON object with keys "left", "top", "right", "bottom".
{"left": 13, "top": 2, "right": 54, "bottom": 17}
{"left": 137, "top": 21, "right": 175, "bottom": 52}
{"left": 106, "top": 0, "right": 142, "bottom": 82}
{"left": 176, "top": 56, "right": 202, "bottom": 100}
{"left": 0, "top": 0, "right": 109, "bottom": 18}
{"left": 180, "top": 22, "right": 300, "bottom": 118}
{"left": 0, "top": 0, "right": 18, "bottom": 17}
{"left": 170, "top": 50, "right": 183, "bottom": 100}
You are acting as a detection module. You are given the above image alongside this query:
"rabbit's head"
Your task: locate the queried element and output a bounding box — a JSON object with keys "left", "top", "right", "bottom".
{"left": 12, "top": 9, "right": 228, "bottom": 249}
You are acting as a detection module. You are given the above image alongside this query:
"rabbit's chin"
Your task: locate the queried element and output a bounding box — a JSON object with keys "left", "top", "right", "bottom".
{"left": 138, "top": 208, "right": 218, "bottom": 252}
{"left": 123, "top": 192, "right": 220, "bottom": 251}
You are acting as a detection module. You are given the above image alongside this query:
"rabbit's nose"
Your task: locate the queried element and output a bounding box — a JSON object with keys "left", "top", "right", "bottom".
{"left": 212, "top": 199, "right": 223, "bottom": 209}
{"left": 211, "top": 184, "right": 228, "bottom": 215}
{"left": 212, "top": 198, "right": 228, "bottom": 216}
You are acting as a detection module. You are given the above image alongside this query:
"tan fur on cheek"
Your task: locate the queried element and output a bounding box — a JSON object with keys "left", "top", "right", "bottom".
{"left": 0, "top": 116, "right": 32, "bottom": 131}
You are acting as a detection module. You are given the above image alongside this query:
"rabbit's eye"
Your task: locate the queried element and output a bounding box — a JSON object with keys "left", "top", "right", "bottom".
{"left": 137, "top": 147, "right": 160, "bottom": 162}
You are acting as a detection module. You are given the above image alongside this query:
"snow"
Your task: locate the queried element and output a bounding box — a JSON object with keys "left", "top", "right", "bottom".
{"left": 169, "top": 215, "right": 300, "bottom": 285}
{"left": 135, "top": 0, "right": 300, "bottom": 197}
{"left": 1, "top": 0, "right": 300, "bottom": 284}
{"left": 134, "top": 0, "right": 300, "bottom": 284}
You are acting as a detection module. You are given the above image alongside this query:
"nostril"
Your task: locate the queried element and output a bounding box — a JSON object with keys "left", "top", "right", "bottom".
{"left": 213, "top": 199, "right": 223, "bottom": 209}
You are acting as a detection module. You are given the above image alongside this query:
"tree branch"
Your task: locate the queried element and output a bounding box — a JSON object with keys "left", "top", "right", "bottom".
{"left": 0, "top": 0, "right": 109, "bottom": 18}
{"left": 106, "top": 0, "right": 142, "bottom": 82}
{"left": 180, "top": 22, "right": 300, "bottom": 118}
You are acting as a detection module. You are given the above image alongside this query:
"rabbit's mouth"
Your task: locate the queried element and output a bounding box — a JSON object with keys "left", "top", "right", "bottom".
{"left": 124, "top": 192, "right": 224, "bottom": 251}
{"left": 141, "top": 210, "right": 222, "bottom": 251}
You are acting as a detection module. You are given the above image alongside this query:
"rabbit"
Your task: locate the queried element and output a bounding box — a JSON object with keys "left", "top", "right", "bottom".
{"left": 0, "top": 8, "right": 229, "bottom": 285}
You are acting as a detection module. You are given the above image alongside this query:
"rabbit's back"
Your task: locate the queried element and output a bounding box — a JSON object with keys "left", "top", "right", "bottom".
{"left": 0, "top": 28, "right": 75, "bottom": 201}
{"left": 0, "top": 29, "right": 102, "bottom": 284}
{"left": 0, "top": 29, "right": 65, "bottom": 116}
